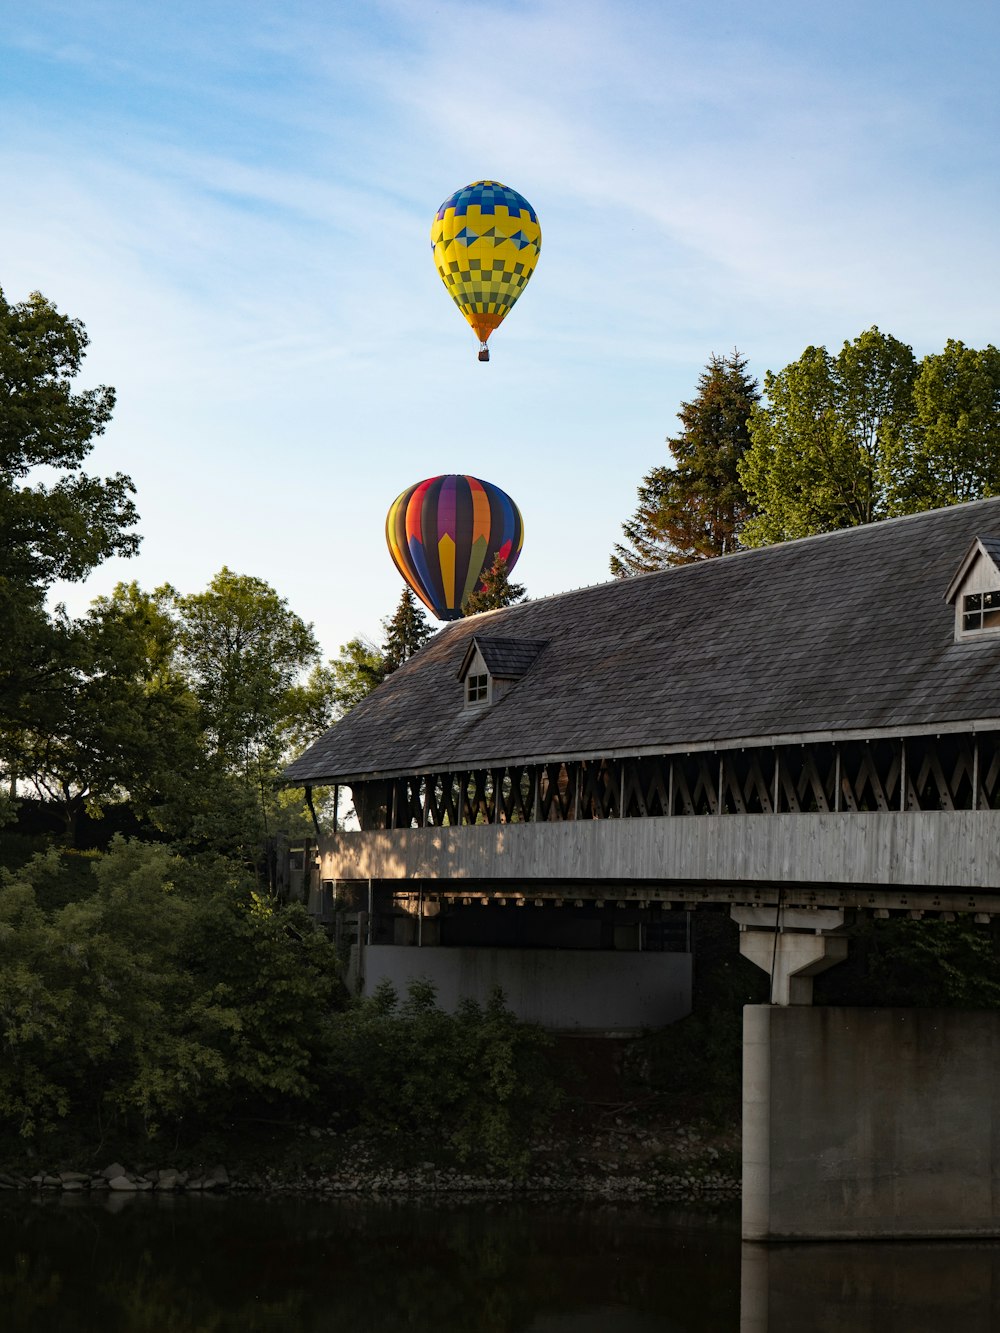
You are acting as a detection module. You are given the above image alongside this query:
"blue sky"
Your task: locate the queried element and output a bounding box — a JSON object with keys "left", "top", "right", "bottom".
{"left": 2, "top": 0, "right": 998, "bottom": 659}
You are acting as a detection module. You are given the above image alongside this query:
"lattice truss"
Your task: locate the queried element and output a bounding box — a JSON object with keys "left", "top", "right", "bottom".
{"left": 350, "top": 732, "right": 1000, "bottom": 829}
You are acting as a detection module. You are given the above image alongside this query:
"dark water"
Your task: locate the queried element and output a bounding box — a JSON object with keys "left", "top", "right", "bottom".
{"left": 4, "top": 1193, "right": 1000, "bottom": 1332}
{"left": 0, "top": 1193, "right": 738, "bottom": 1332}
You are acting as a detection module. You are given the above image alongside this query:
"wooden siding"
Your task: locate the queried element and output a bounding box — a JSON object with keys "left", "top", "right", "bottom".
{"left": 319, "top": 810, "right": 1000, "bottom": 908}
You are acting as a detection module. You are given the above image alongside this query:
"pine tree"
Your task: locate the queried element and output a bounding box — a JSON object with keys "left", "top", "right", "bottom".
{"left": 381, "top": 589, "right": 433, "bottom": 672}
{"left": 611, "top": 351, "right": 760, "bottom": 575}
{"left": 463, "top": 554, "right": 527, "bottom": 616}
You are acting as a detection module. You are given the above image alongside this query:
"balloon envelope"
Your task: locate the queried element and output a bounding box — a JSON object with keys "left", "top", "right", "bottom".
{"left": 386, "top": 475, "right": 525, "bottom": 621}
{"left": 431, "top": 180, "right": 541, "bottom": 351}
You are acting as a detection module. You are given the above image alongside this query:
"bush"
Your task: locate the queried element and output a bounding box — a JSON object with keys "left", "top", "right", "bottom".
{"left": 0, "top": 838, "right": 345, "bottom": 1142}
{"left": 327, "top": 979, "right": 558, "bottom": 1175}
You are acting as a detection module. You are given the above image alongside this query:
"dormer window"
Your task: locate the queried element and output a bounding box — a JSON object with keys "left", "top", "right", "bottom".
{"left": 457, "top": 634, "right": 548, "bottom": 710}
{"left": 467, "top": 673, "right": 489, "bottom": 704}
{"left": 962, "top": 591, "right": 1000, "bottom": 634}
{"left": 945, "top": 536, "right": 1000, "bottom": 641}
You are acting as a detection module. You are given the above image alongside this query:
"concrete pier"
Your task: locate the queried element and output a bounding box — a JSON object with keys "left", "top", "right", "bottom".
{"left": 743, "top": 1005, "right": 1000, "bottom": 1240}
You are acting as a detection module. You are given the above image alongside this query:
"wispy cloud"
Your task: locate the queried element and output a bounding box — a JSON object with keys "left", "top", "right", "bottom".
{"left": 2, "top": 0, "right": 998, "bottom": 653}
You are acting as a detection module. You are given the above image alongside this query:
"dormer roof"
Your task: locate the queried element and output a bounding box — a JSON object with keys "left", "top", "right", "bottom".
{"left": 945, "top": 535, "right": 1000, "bottom": 604}
{"left": 457, "top": 635, "right": 548, "bottom": 682}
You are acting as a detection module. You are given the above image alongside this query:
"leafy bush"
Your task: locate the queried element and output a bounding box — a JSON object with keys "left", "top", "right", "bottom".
{"left": 0, "top": 839, "right": 345, "bottom": 1141}
{"left": 327, "top": 979, "right": 558, "bottom": 1174}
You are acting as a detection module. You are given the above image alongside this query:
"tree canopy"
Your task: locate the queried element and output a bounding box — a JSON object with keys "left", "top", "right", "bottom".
{"left": 612, "top": 351, "right": 760, "bottom": 575}
{"left": 738, "top": 328, "right": 1000, "bottom": 546}
{"left": 0, "top": 289, "right": 138, "bottom": 600}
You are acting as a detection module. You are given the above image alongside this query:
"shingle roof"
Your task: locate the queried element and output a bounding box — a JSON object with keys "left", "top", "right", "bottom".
{"left": 284, "top": 498, "right": 1000, "bottom": 785}
{"left": 459, "top": 636, "right": 548, "bottom": 680}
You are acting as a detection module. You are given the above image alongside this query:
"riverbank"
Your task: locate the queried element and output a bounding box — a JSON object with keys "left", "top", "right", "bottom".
{"left": 0, "top": 1113, "right": 740, "bottom": 1203}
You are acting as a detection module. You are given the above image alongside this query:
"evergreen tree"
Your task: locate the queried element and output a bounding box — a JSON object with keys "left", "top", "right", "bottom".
{"left": 381, "top": 588, "right": 433, "bottom": 672}
{"left": 463, "top": 554, "right": 527, "bottom": 615}
{"left": 611, "top": 350, "right": 760, "bottom": 575}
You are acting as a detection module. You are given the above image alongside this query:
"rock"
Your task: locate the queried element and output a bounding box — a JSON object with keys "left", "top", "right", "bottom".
{"left": 61, "top": 1181, "right": 84, "bottom": 1192}
{"left": 108, "top": 1175, "right": 138, "bottom": 1192}
{"left": 102, "top": 1162, "right": 127, "bottom": 1180}
{"left": 59, "top": 1171, "right": 90, "bottom": 1184}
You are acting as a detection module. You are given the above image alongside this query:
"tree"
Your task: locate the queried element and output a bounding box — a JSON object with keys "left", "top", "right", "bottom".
{"left": 0, "top": 289, "right": 138, "bottom": 592}
{"left": 0, "top": 289, "right": 139, "bottom": 738}
{"left": 326, "top": 637, "right": 389, "bottom": 716}
{"left": 173, "top": 568, "right": 320, "bottom": 775}
{"left": 382, "top": 588, "right": 433, "bottom": 672}
{"left": 463, "top": 554, "right": 526, "bottom": 615}
{"left": 311, "top": 592, "right": 433, "bottom": 727}
{"left": 738, "top": 327, "right": 918, "bottom": 546}
{"left": 887, "top": 340, "right": 1000, "bottom": 515}
{"left": 8, "top": 583, "right": 202, "bottom": 841}
{"left": 611, "top": 351, "right": 760, "bottom": 576}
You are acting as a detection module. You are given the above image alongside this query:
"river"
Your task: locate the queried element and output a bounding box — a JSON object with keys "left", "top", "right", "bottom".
{"left": 1, "top": 1193, "right": 998, "bottom": 1331}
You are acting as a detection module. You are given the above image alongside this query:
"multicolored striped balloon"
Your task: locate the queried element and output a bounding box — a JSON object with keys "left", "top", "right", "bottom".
{"left": 431, "top": 180, "right": 541, "bottom": 360}
{"left": 386, "top": 475, "right": 524, "bottom": 621}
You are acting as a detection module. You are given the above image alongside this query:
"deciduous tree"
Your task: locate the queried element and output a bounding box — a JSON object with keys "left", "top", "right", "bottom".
{"left": 0, "top": 288, "right": 139, "bottom": 764}
{"left": 887, "top": 340, "right": 1000, "bottom": 515}
{"left": 738, "top": 327, "right": 918, "bottom": 545}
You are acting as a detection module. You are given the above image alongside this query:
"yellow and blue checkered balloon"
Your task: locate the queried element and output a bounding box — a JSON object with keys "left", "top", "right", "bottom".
{"left": 431, "top": 180, "right": 541, "bottom": 360}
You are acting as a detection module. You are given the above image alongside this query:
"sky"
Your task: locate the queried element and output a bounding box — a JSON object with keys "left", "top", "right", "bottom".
{"left": 2, "top": 0, "right": 998, "bottom": 661}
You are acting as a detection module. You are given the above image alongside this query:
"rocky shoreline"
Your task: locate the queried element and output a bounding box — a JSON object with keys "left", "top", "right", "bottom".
{"left": 0, "top": 1121, "right": 741, "bottom": 1203}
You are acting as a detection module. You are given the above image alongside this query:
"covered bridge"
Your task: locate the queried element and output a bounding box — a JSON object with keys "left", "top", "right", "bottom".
{"left": 285, "top": 496, "right": 1000, "bottom": 1018}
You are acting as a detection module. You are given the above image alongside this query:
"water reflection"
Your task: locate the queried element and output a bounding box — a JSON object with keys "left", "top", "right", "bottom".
{"left": 0, "top": 1193, "right": 739, "bottom": 1333}
{"left": 742, "top": 1238, "right": 1000, "bottom": 1333}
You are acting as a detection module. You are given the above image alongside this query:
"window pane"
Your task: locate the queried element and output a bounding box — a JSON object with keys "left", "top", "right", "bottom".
{"left": 983, "top": 608, "right": 1000, "bottom": 629}
{"left": 965, "top": 593, "right": 983, "bottom": 612}
{"left": 963, "top": 612, "right": 981, "bottom": 631}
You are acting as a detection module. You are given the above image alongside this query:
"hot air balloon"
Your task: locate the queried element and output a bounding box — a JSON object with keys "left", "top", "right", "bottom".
{"left": 386, "top": 475, "right": 524, "bottom": 620}
{"left": 431, "top": 180, "right": 541, "bottom": 361}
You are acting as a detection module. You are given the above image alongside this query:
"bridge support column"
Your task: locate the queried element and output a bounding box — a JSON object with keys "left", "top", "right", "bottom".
{"left": 731, "top": 906, "right": 850, "bottom": 1004}
{"left": 742, "top": 1006, "right": 1000, "bottom": 1241}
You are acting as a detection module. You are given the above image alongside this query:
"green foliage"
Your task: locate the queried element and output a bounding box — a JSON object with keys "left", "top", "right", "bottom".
{"left": 0, "top": 839, "right": 344, "bottom": 1141}
{"left": 739, "top": 327, "right": 1000, "bottom": 545}
{"left": 624, "top": 910, "right": 767, "bottom": 1125}
{"left": 327, "top": 980, "right": 557, "bottom": 1174}
{"left": 382, "top": 588, "right": 433, "bottom": 671}
{"left": 612, "top": 350, "right": 760, "bottom": 574}
{"left": 173, "top": 567, "right": 320, "bottom": 776}
{"left": 739, "top": 327, "right": 918, "bottom": 545}
{"left": 314, "top": 591, "right": 434, "bottom": 725}
{"left": 0, "top": 288, "right": 138, "bottom": 595}
{"left": 887, "top": 339, "right": 1000, "bottom": 514}
{"left": 463, "top": 553, "right": 527, "bottom": 615}
{"left": 817, "top": 914, "right": 1000, "bottom": 1009}
{"left": 325, "top": 636, "right": 388, "bottom": 716}
{"left": 8, "top": 583, "right": 204, "bottom": 840}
